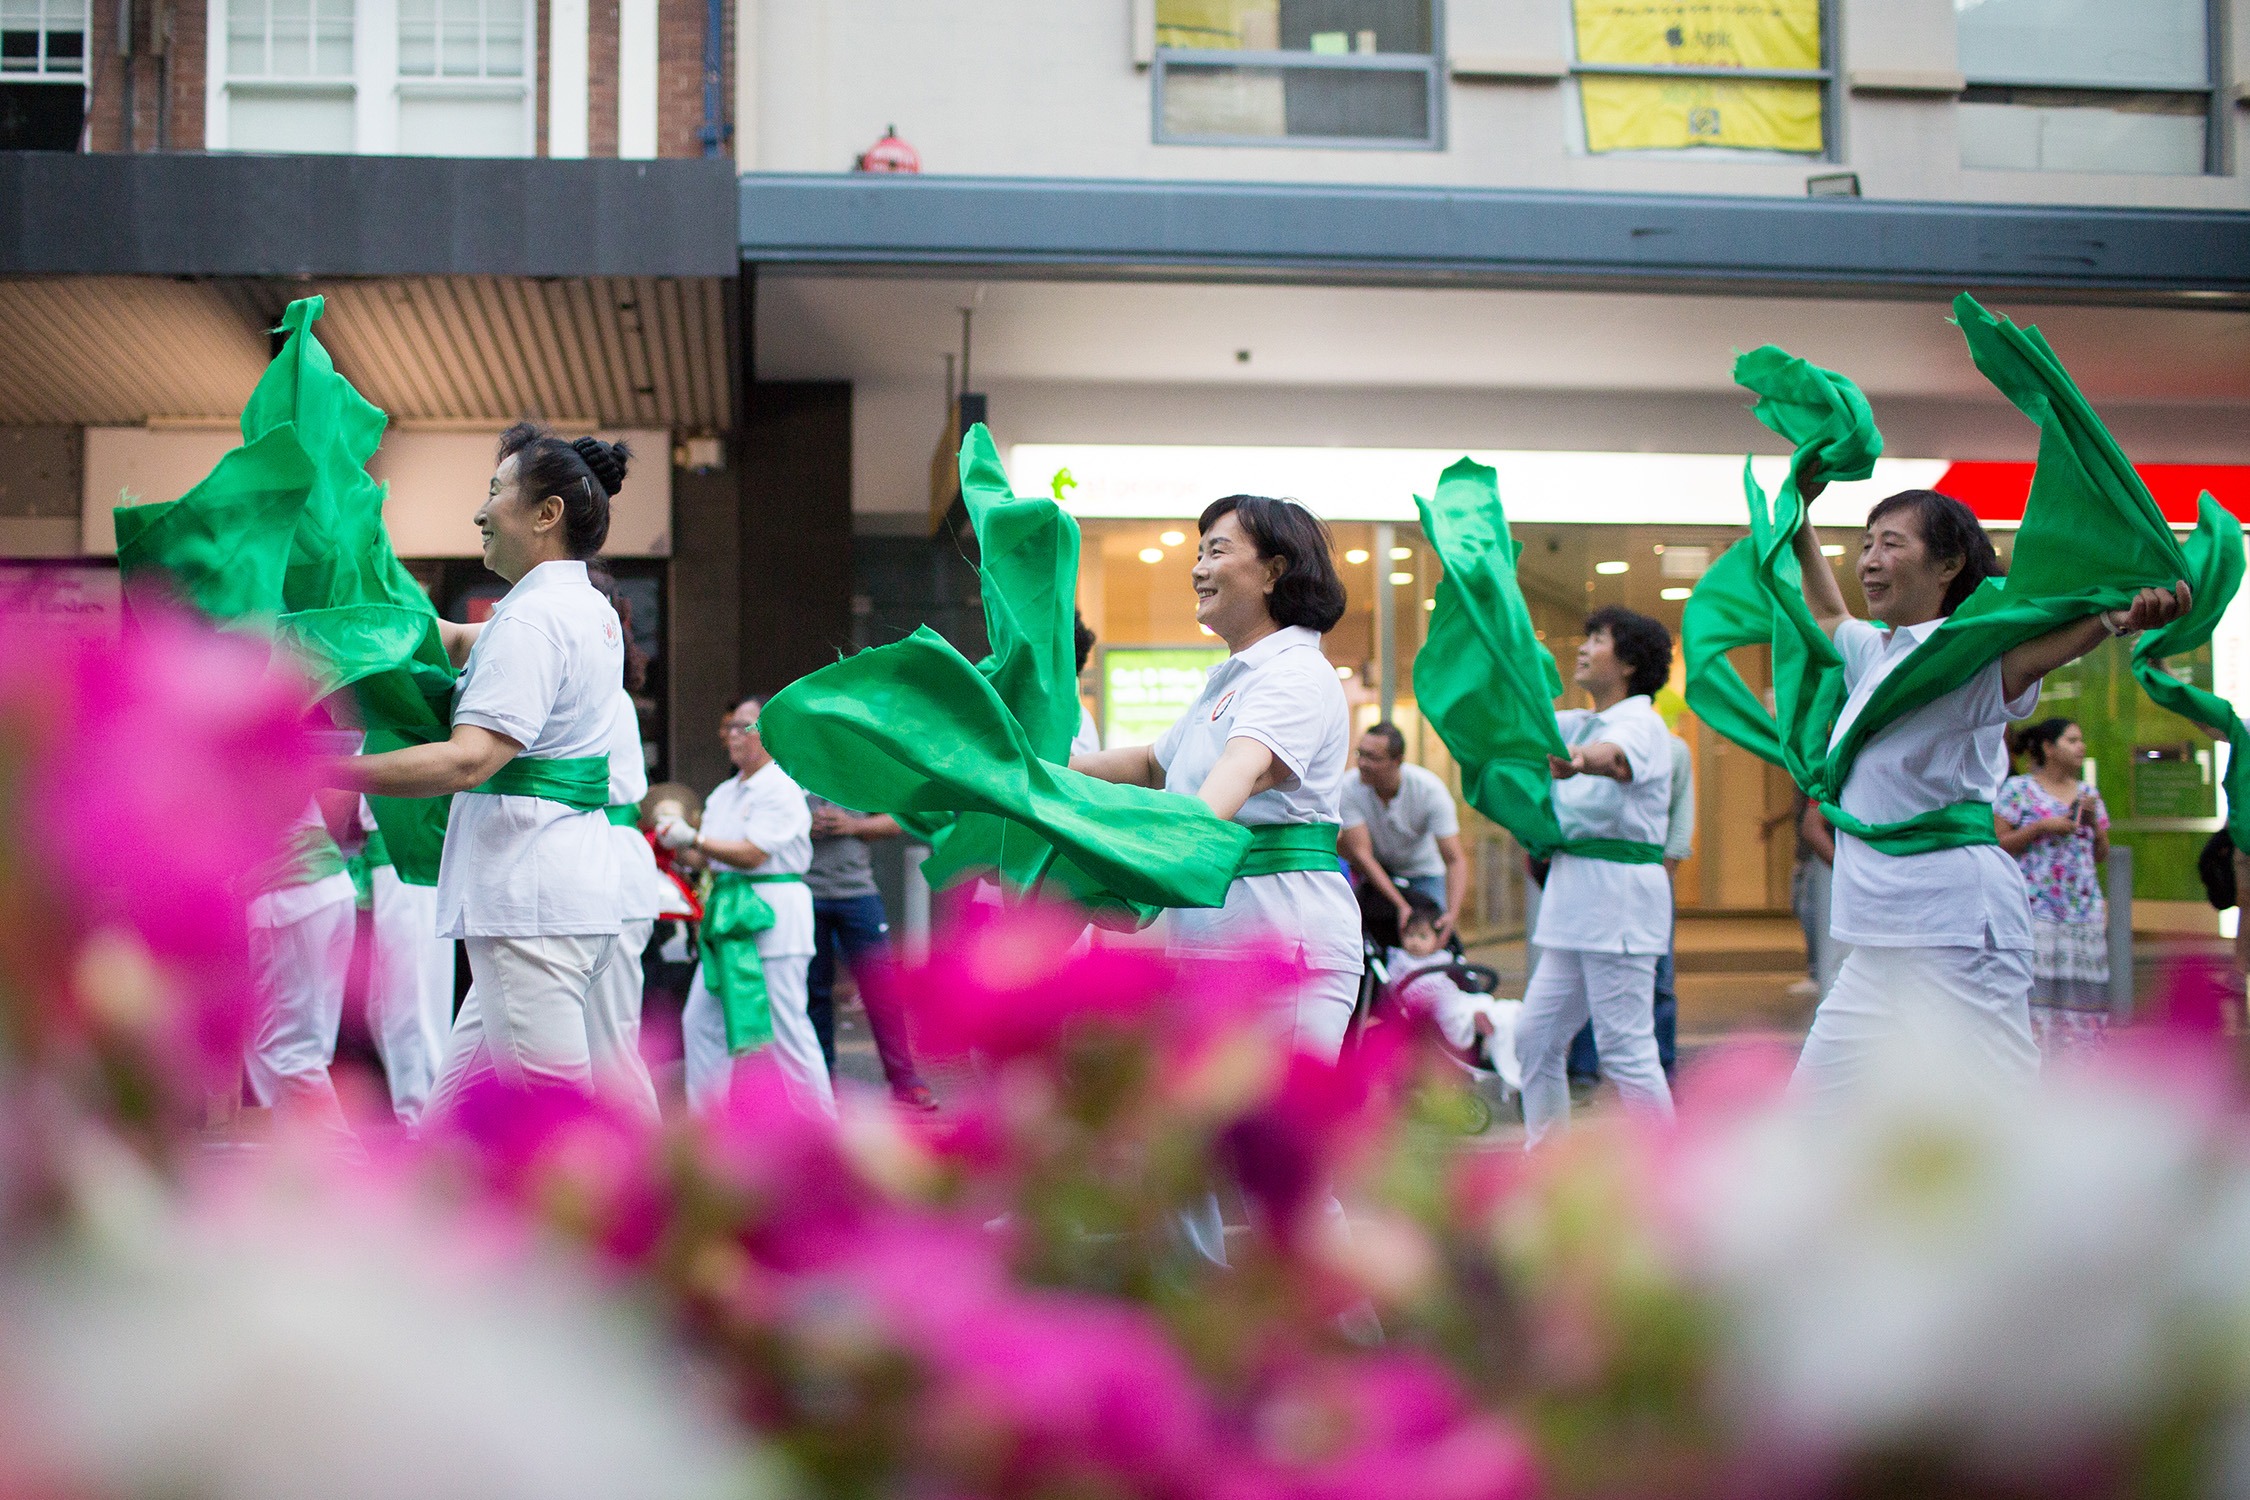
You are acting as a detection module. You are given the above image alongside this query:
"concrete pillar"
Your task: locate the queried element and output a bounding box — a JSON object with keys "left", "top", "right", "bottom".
{"left": 616, "top": 0, "right": 657, "bottom": 158}
{"left": 549, "top": 0, "right": 590, "bottom": 157}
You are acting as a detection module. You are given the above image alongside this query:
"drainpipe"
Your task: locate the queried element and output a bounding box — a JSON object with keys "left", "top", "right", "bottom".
{"left": 699, "top": 0, "right": 727, "bottom": 155}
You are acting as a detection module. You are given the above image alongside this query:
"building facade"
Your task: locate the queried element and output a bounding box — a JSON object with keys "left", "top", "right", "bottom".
{"left": 5, "top": 0, "right": 2249, "bottom": 930}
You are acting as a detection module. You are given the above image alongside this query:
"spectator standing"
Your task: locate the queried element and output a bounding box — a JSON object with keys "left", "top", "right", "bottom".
{"left": 805, "top": 797, "right": 936, "bottom": 1109}
{"left": 1995, "top": 717, "right": 2112, "bottom": 1054}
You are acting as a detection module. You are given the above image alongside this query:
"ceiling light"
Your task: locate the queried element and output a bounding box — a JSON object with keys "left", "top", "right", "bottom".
{"left": 1389, "top": 571, "right": 1414, "bottom": 586}
{"left": 1821, "top": 544, "right": 1846, "bottom": 557}
{"left": 1336, "top": 666, "right": 1354, "bottom": 680}
{"left": 1344, "top": 548, "right": 1369, "bottom": 565}
{"left": 1595, "top": 560, "right": 1629, "bottom": 575}
{"left": 1422, "top": 597, "right": 1436, "bottom": 610}
{"left": 1661, "top": 586, "right": 1692, "bottom": 601}
{"left": 1390, "top": 546, "right": 1412, "bottom": 560}
{"left": 1138, "top": 547, "right": 1164, "bottom": 564}
{"left": 1159, "top": 530, "right": 1186, "bottom": 546}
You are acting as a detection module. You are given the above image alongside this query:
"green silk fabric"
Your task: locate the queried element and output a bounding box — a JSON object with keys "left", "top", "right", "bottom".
{"left": 759, "top": 626, "right": 1252, "bottom": 920}
{"left": 1237, "top": 822, "right": 1342, "bottom": 877}
{"left": 604, "top": 804, "right": 642, "bottom": 828}
{"left": 1682, "top": 293, "right": 2233, "bottom": 857}
{"left": 115, "top": 296, "right": 458, "bottom": 885}
{"left": 2132, "top": 501, "right": 2250, "bottom": 852}
{"left": 460, "top": 754, "right": 611, "bottom": 812}
{"left": 1556, "top": 839, "right": 1665, "bottom": 865}
{"left": 699, "top": 870, "right": 800, "bottom": 1054}
{"left": 906, "top": 424, "right": 1093, "bottom": 895}
{"left": 248, "top": 822, "right": 348, "bottom": 896}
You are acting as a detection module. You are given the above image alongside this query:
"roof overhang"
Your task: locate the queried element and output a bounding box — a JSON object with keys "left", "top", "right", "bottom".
{"left": 1, "top": 152, "right": 739, "bottom": 278}
{"left": 739, "top": 172, "right": 2250, "bottom": 305}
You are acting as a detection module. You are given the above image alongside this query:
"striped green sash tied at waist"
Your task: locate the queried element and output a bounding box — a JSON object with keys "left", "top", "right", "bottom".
{"left": 463, "top": 754, "right": 611, "bottom": 811}
{"left": 1235, "top": 822, "right": 1341, "bottom": 878}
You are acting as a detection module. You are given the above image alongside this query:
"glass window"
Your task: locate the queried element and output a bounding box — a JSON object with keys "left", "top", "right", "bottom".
{"left": 1569, "top": 0, "right": 1830, "bottom": 156}
{"left": 1956, "top": 0, "right": 2216, "bottom": 174}
{"left": 227, "top": 0, "right": 353, "bottom": 78}
{"left": 1, "top": 0, "right": 88, "bottom": 77}
{"left": 399, "top": 0, "right": 523, "bottom": 77}
{"left": 1154, "top": 0, "right": 1441, "bottom": 147}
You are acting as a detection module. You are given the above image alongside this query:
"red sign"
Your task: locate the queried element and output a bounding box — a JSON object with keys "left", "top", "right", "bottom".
{"left": 1936, "top": 462, "right": 2250, "bottom": 527}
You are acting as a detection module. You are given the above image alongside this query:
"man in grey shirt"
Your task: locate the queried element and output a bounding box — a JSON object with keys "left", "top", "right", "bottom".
{"left": 806, "top": 795, "right": 932, "bottom": 1109}
{"left": 1339, "top": 721, "right": 1469, "bottom": 940}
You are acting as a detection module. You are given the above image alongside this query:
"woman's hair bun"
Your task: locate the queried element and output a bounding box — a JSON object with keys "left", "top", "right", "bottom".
{"left": 571, "top": 436, "right": 631, "bottom": 498}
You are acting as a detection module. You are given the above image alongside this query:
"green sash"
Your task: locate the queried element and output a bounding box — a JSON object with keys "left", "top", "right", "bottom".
{"left": 604, "top": 803, "right": 641, "bottom": 828}
{"left": 344, "top": 825, "right": 392, "bottom": 910}
{"left": 1680, "top": 294, "right": 2231, "bottom": 858}
{"left": 699, "top": 870, "right": 805, "bottom": 1055}
{"left": 115, "top": 296, "right": 459, "bottom": 887}
{"left": 249, "top": 823, "right": 347, "bottom": 897}
{"left": 461, "top": 755, "right": 611, "bottom": 812}
{"left": 1236, "top": 822, "right": 1341, "bottom": 878}
{"left": 1413, "top": 460, "right": 1674, "bottom": 868}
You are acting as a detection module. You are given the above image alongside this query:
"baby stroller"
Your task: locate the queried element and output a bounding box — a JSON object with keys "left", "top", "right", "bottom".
{"left": 1349, "top": 883, "right": 1519, "bottom": 1133}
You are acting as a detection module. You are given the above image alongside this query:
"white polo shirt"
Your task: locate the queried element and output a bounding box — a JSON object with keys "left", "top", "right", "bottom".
{"left": 701, "top": 760, "right": 815, "bottom": 959}
{"left": 1828, "top": 618, "right": 2039, "bottom": 951}
{"left": 603, "top": 687, "right": 663, "bottom": 925}
{"left": 1536, "top": 694, "right": 1674, "bottom": 955}
{"left": 1341, "top": 762, "right": 1459, "bottom": 880}
{"left": 434, "top": 560, "right": 624, "bottom": 939}
{"left": 1152, "top": 625, "right": 1362, "bottom": 974}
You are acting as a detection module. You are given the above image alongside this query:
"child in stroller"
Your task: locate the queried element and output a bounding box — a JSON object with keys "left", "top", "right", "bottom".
{"left": 1362, "top": 888, "right": 1524, "bottom": 1109}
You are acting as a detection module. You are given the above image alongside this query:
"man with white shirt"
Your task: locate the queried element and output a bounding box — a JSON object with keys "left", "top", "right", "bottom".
{"left": 663, "top": 697, "right": 827, "bottom": 1116}
{"left": 1340, "top": 721, "right": 1468, "bottom": 942}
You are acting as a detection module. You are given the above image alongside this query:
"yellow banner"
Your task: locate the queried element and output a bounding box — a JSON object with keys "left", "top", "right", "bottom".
{"left": 1156, "top": 0, "right": 1278, "bottom": 50}
{"left": 1574, "top": 0, "right": 1820, "bottom": 70}
{"left": 1581, "top": 75, "right": 1823, "bottom": 153}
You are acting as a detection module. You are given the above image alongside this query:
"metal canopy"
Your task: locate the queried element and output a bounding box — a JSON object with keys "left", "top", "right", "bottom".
{"left": 738, "top": 173, "right": 2250, "bottom": 303}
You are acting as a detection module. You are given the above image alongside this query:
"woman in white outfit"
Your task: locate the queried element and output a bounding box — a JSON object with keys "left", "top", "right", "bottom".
{"left": 1072, "top": 494, "right": 1361, "bottom": 1060}
{"left": 663, "top": 698, "right": 827, "bottom": 1117}
{"left": 356, "top": 795, "right": 456, "bottom": 1126}
{"left": 579, "top": 573, "right": 663, "bottom": 1122}
{"left": 244, "top": 798, "right": 357, "bottom": 1127}
{"left": 343, "top": 423, "right": 629, "bottom": 1112}
{"left": 1512, "top": 606, "right": 1676, "bottom": 1145}
{"left": 1787, "top": 487, "right": 2189, "bottom": 1103}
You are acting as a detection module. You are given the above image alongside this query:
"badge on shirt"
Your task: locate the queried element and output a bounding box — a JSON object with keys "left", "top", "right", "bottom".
{"left": 1210, "top": 690, "right": 1237, "bottom": 722}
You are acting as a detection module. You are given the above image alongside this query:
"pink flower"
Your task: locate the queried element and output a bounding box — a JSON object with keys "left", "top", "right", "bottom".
{"left": 697, "top": 1057, "right": 879, "bottom": 1271}
{"left": 0, "top": 604, "right": 320, "bottom": 1095}
{"left": 1222, "top": 1023, "right": 1416, "bottom": 1249}
{"left": 434, "top": 1075, "right": 672, "bottom": 1265}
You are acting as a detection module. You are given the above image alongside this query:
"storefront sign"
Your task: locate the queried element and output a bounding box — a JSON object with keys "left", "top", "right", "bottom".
{"left": 1574, "top": 0, "right": 1825, "bottom": 154}
{"left": 1102, "top": 646, "right": 1227, "bottom": 749}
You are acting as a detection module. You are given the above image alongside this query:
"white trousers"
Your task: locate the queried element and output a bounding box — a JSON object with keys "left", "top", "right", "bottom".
{"left": 1514, "top": 948, "right": 1672, "bottom": 1145}
{"left": 365, "top": 867, "right": 457, "bottom": 1127}
{"left": 682, "top": 949, "right": 832, "bottom": 1117}
{"left": 426, "top": 933, "right": 608, "bottom": 1117}
{"left": 587, "top": 919, "right": 660, "bottom": 1123}
{"left": 1291, "top": 967, "right": 1361, "bottom": 1064}
{"left": 1792, "top": 938, "right": 2037, "bottom": 1108}
{"left": 245, "top": 894, "right": 356, "bottom": 1123}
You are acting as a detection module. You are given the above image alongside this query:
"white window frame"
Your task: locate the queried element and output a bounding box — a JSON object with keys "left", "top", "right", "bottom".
{"left": 1152, "top": 3, "right": 1446, "bottom": 150}
{"left": 206, "top": 0, "right": 534, "bottom": 155}
{"left": 1956, "top": 0, "right": 2224, "bottom": 176}
{"left": 1, "top": 0, "right": 91, "bottom": 79}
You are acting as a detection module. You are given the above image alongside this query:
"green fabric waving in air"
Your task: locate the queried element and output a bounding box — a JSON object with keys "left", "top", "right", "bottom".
{"left": 759, "top": 626, "right": 1251, "bottom": 917}
{"left": 116, "top": 296, "right": 458, "bottom": 882}
{"left": 1683, "top": 292, "right": 2228, "bottom": 855}
{"left": 1411, "top": 459, "right": 1663, "bottom": 864}
{"left": 2132, "top": 499, "right": 2250, "bottom": 852}
{"left": 911, "top": 424, "right": 1090, "bottom": 895}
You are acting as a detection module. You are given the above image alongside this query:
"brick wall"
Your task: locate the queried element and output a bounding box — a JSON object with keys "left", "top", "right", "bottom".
{"left": 584, "top": 0, "right": 726, "bottom": 157}
{"left": 587, "top": 0, "right": 618, "bottom": 154}
{"left": 84, "top": 0, "right": 205, "bottom": 151}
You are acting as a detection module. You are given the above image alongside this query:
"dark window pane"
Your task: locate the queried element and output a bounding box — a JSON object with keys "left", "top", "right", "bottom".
{"left": 0, "top": 78, "right": 85, "bottom": 147}
{"left": 1282, "top": 65, "right": 1427, "bottom": 138}
{"left": 1, "top": 30, "right": 38, "bottom": 64}
{"left": 48, "top": 29, "right": 84, "bottom": 61}
{"left": 1279, "top": 0, "right": 1430, "bottom": 54}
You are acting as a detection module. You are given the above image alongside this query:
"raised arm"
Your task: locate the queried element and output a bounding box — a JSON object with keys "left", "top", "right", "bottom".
{"left": 1791, "top": 506, "right": 1852, "bottom": 639}
{"left": 1195, "top": 737, "right": 1288, "bottom": 823}
{"left": 1999, "top": 582, "right": 2191, "bottom": 703}
{"left": 1069, "top": 744, "right": 1165, "bottom": 789}
{"left": 340, "top": 723, "right": 521, "bottom": 798}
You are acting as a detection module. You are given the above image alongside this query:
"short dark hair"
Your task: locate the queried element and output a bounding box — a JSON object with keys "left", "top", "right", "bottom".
{"left": 1584, "top": 606, "right": 1673, "bottom": 699}
{"left": 2008, "top": 716, "right": 2075, "bottom": 766}
{"left": 1864, "top": 489, "right": 2003, "bottom": 616}
{"left": 498, "top": 421, "right": 630, "bottom": 559}
{"left": 1074, "top": 610, "right": 1096, "bottom": 674}
{"left": 1362, "top": 722, "right": 1406, "bottom": 759}
{"left": 1197, "top": 494, "right": 1348, "bottom": 634}
{"left": 1401, "top": 888, "right": 1444, "bottom": 932}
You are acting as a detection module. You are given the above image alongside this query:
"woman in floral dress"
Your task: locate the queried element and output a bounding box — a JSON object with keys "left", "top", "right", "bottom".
{"left": 1995, "top": 718, "right": 2111, "bottom": 1053}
